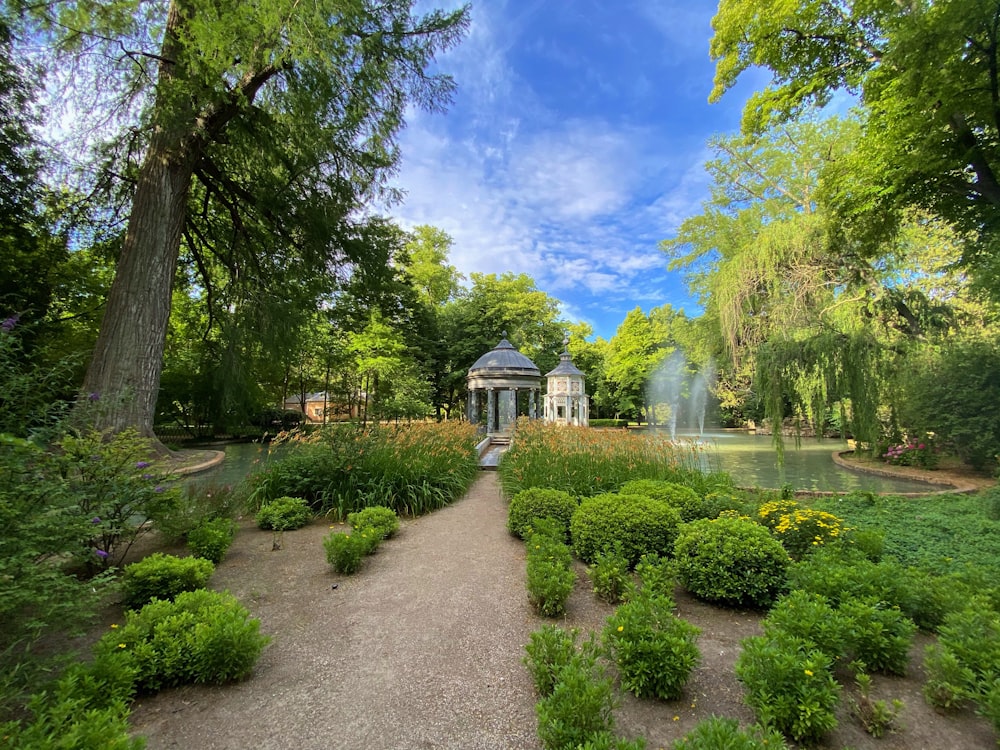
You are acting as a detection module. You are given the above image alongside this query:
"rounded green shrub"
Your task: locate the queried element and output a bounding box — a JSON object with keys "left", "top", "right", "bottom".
{"left": 347, "top": 505, "right": 399, "bottom": 540}
{"left": 839, "top": 599, "right": 916, "bottom": 675}
{"left": 255, "top": 495, "right": 312, "bottom": 531}
{"left": 603, "top": 593, "right": 701, "bottom": 700}
{"left": 121, "top": 553, "right": 214, "bottom": 610}
{"left": 508, "top": 488, "right": 578, "bottom": 540}
{"left": 763, "top": 591, "right": 848, "bottom": 659}
{"left": 674, "top": 515, "right": 789, "bottom": 608}
{"left": 671, "top": 717, "right": 788, "bottom": 750}
{"left": 571, "top": 494, "right": 682, "bottom": 567}
{"left": 620, "top": 479, "right": 702, "bottom": 522}
{"left": 323, "top": 531, "right": 367, "bottom": 574}
{"left": 186, "top": 517, "right": 236, "bottom": 564}
{"left": 99, "top": 589, "right": 269, "bottom": 692}
{"left": 736, "top": 633, "right": 840, "bottom": 743}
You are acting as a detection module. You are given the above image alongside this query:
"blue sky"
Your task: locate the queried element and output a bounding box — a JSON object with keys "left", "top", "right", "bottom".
{"left": 389, "top": 0, "right": 766, "bottom": 340}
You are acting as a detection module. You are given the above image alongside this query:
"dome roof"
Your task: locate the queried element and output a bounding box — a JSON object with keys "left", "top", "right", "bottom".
{"left": 545, "top": 350, "right": 584, "bottom": 378}
{"left": 468, "top": 337, "right": 541, "bottom": 378}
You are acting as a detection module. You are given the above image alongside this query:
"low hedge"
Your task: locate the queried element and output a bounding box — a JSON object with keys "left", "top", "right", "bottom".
{"left": 674, "top": 515, "right": 790, "bottom": 608}
{"left": 121, "top": 553, "right": 214, "bottom": 610}
{"left": 508, "top": 488, "right": 578, "bottom": 540}
{"left": 570, "top": 493, "right": 682, "bottom": 567}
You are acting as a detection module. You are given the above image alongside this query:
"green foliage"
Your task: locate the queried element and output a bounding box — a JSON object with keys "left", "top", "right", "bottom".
{"left": 121, "top": 553, "right": 214, "bottom": 610}
{"left": 587, "top": 545, "right": 634, "bottom": 604}
{"left": 736, "top": 633, "right": 840, "bottom": 743}
{"left": 838, "top": 599, "right": 916, "bottom": 676}
{"left": 186, "top": 517, "right": 236, "bottom": 564}
{"left": 850, "top": 671, "right": 903, "bottom": 738}
{"left": 786, "top": 545, "right": 970, "bottom": 632}
{"left": 0, "top": 648, "right": 141, "bottom": 749}
{"left": 577, "top": 734, "right": 647, "bottom": 750}
{"left": 507, "top": 488, "right": 578, "bottom": 541}
{"left": 619, "top": 479, "right": 702, "bottom": 522}
{"left": 807, "top": 490, "right": 1000, "bottom": 578}
{"left": 250, "top": 422, "right": 478, "bottom": 517}
{"left": 255, "top": 495, "right": 312, "bottom": 531}
{"left": 526, "top": 526, "right": 576, "bottom": 618}
{"left": 633, "top": 553, "right": 676, "bottom": 600}
{"left": 347, "top": 505, "right": 399, "bottom": 540}
{"left": 154, "top": 482, "right": 245, "bottom": 543}
{"left": 498, "top": 420, "right": 700, "bottom": 498}
{"left": 0, "top": 436, "right": 113, "bottom": 715}
{"left": 99, "top": 589, "right": 268, "bottom": 692}
{"left": 588, "top": 419, "right": 629, "bottom": 428}
{"left": 523, "top": 625, "right": 601, "bottom": 698}
{"left": 603, "top": 594, "right": 701, "bottom": 700}
{"left": 898, "top": 336, "right": 1000, "bottom": 469}
{"left": 570, "top": 493, "right": 682, "bottom": 567}
{"left": 923, "top": 600, "right": 1000, "bottom": 724}
{"left": 323, "top": 532, "right": 367, "bottom": 574}
{"left": 536, "top": 652, "right": 617, "bottom": 750}
{"left": 57, "top": 428, "right": 181, "bottom": 569}
{"left": 758, "top": 500, "right": 847, "bottom": 559}
{"left": 671, "top": 717, "right": 788, "bottom": 750}
{"left": 674, "top": 516, "right": 790, "bottom": 608}
{"left": 763, "top": 591, "right": 848, "bottom": 659}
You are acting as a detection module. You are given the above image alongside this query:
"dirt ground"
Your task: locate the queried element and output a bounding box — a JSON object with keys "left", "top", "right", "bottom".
{"left": 113, "top": 471, "right": 997, "bottom": 750}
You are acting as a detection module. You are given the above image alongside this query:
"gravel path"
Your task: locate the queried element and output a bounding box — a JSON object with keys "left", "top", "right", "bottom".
{"left": 129, "top": 472, "right": 542, "bottom": 750}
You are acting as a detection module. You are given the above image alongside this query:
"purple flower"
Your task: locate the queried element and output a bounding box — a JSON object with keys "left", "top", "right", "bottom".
{"left": 94, "top": 549, "right": 109, "bottom": 559}
{"left": 91, "top": 516, "right": 101, "bottom": 524}
{"left": 135, "top": 461, "right": 151, "bottom": 469}
{"left": 154, "top": 486, "right": 164, "bottom": 493}
{"left": 88, "top": 392, "right": 100, "bottom": 402}
{"left": 142, "top": 473, "right": 154, "bottom": 480}
{"left": 1, "top": 314, "right": 19, "bottom": 332}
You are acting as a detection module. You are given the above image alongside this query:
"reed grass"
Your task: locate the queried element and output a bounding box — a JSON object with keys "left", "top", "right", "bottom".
{"left": 498, "top": 420, "right": 718, "bottom": 498}
{"left": 246, "top": 421, "right": 479, "bottom": 518}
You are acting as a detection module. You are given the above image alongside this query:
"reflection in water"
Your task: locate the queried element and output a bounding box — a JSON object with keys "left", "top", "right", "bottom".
{"left": 186, "top": 431, "right": 945, "bottom": 495}
{"left": 670, "top": 429, "right": 942, "bottom": 493}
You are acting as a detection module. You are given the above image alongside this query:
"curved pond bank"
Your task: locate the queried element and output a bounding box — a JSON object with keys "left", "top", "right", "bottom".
{"left": 170, "top": 434, "right": 995, "bottom": 497}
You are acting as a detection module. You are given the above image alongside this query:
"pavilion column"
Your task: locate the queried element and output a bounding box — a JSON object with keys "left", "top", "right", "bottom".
{"left": 528, "top": 388, "right": 537, "bottom": 418}
{"left": 486, "top": 388, "right": 496, "bottom": 433}
{"left": 507, "top": 388, "right": 517, "bottom": 425}
{"left": 469, "top": 390, "right": 479, "bottom": 424}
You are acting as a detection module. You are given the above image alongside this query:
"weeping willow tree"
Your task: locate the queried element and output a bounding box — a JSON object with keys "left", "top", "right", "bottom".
{"left": 664, "top": 117, "right": 965, "bottom": 455}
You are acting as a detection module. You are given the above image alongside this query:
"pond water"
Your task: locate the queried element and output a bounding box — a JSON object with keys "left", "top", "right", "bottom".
{"left": 185, "top": 431, "right": 946, "bottom": 495}
{"left": 671, "top": 429, "right": 941, "bottom": 494}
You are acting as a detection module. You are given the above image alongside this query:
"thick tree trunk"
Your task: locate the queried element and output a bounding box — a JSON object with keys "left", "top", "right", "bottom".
{"left": 79, "top": 0, "right": 195, "bottom": 447}
{"left": 81, "top": 137, "right": 196, "bottom": 441}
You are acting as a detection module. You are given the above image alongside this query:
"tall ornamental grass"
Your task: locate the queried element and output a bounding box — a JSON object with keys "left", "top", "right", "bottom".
{"left": 245, "top": 421, "right": 479, "bottom": 518}
{"left": 498, "top": 420, "right": 713, "bottom": 498}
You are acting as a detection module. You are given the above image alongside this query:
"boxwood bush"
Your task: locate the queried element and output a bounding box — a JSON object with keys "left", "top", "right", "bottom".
{"left": 619, "top": 479, "right": 702, "bottom": 522}
{"left": 256, "top": 495, "right": 312, "bottom": 531}
{"left": 674, "top": 515, "right": 790, "bottom": 608}
{"left": 571, "top": 493, "right": 682, "bottom": 567}
{"left": 526, "top": 525, "right": 577, "bottom": 618}
{"left": 121, "top": 553, "right": 214, "bottom": 610}
{"left": 508, "top": 488, "right": 578, "bottom": 540}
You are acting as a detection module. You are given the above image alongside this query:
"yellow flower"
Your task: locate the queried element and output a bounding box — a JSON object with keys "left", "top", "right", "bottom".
{"left": 617, "top": 625, "right": 624, "bottom": 632}
{"left": 110, "top": 623, "right": 118, "bottom": 629}
{"left": 804, "top": 669, "right": 813, "bottom": 676}
{"left": 672, "top": 716, "right": 679, "bottom": 721}
{"left": 118, "top": 643, "right": 126, "bottom": 649}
